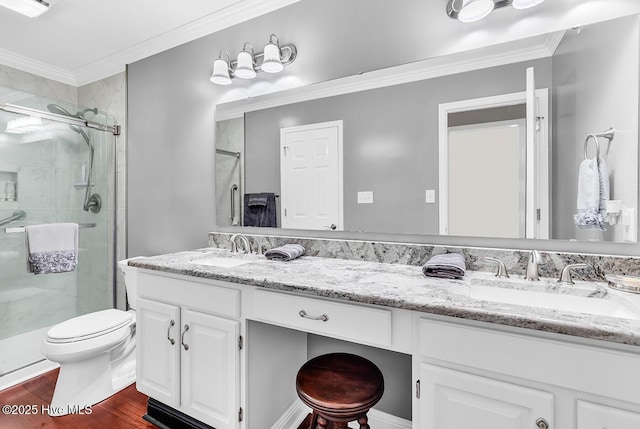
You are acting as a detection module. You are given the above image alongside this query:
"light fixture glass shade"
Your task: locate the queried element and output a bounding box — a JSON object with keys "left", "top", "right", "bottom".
{"left": 261, "top": 42, "right": 284, "bottom": 73}
{"left": 235, "top": 50, "right": 257, "bottom": 79}
{"left": 512, "top": 0, "right": 545, "bottom": 9}
{"left": 0, "top": 0, "right": 49, "bottom": 18}
{"left": 210, "top": 58, "right": 232, "bottom": 85}
{"left": 457, "top": 0, "right": 494, "bottom": 23}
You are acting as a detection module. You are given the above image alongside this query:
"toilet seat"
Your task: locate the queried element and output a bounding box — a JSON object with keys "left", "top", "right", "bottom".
{"left": 47, "top": 309, "right": 133, "bottom": 343}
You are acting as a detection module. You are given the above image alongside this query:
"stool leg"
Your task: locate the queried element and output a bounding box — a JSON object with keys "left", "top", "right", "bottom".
{"left": 357, "top": 415, "right": 370, "bottom": 429}
{"left": 315, "top": 414, "right": 328, "bottom": 429}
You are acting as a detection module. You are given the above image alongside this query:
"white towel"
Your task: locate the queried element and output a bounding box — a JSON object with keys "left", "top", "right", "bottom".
{"left": 25, "top": 223, "right": 78, "bottom": 274}
{"left": 574, "top": 158, "right": 609, "bottom": 230}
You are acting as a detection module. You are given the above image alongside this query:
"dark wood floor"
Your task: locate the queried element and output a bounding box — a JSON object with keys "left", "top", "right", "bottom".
{"left": 0, "top": 369, "right": 156, "bottom": 428}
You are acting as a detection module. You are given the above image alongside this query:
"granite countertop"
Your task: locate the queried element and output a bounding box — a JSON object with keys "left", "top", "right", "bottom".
{"left": 129, "top": 248, "right": 640, "bottom": 347}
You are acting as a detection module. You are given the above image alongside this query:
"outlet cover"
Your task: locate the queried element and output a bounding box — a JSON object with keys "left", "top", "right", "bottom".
{"left": 357, "top": 191, "right": 374, "bottom": 204}
{"left": 425, "top": 189, "right": 436, "bottom": 204}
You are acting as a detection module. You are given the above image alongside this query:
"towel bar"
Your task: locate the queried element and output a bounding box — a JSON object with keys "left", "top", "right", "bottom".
{"left": 584, "top": 127, "right": 615, "bottom": 160}
{"left": 4, "top": 223, "right": 96, "bottom": 234}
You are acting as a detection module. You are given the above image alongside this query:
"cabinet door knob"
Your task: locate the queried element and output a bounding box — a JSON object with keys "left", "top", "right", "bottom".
{"left": 536, "top": 418, "right": 550, "bottom": 429}
{"left": 181, "top": 324, "right": 190, "bottom": 351}
{"left": 167, "top": 319, "right": 176, "bottom": 345}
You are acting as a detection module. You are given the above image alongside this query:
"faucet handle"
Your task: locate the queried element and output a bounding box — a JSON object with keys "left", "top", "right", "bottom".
{"left": 485, "top": 257, "right": 510, "bottom": 278}
{"left": 558, "top": 263, "right": 590, "bottom": 285}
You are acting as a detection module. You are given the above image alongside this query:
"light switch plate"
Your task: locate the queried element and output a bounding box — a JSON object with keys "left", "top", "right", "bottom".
{"left": 357, "top": 191, "right": 374, "bottom": 204}
{"left": 425, "top": 189, "right": 436, "bottom": 204}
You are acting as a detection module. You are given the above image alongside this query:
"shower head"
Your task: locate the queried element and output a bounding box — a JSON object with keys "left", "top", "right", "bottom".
{"left": 47, "top": 103, "right": 74, "bottom": 117}
{"left": 47, "top": 104, "right": 98, "bottom": 120}
{"left": 70, "top": 124, "right": 91, "bottom": 147}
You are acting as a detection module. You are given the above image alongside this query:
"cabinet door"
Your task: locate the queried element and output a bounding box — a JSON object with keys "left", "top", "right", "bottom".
{"left": 420, "top": 363, "right": 553, "bottom": 429}
{"left": 136, "top": 298, "right": 181, "bottom": 407}
{"left": 577, "top": 400, "right": 640, "bottom": 429}
{"left": 181, "top": 309, "right": 240, "bottom": 429}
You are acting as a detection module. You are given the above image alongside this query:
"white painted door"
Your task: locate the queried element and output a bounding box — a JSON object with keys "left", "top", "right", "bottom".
{"left": 419, "top": 363, "right": 554, "bottom": 429}
{"left": 136, "top": 298, "right": 180, "bottom": 407}
{"left": 280, "top": 121, "right": 343, "bottom": 231}
{"left": 577, "top": 401, "right": 640, "bottom": 429}
{"left": 181, "top": 309, "right": 240, "bottom": 429}
{"left": 526, "top": 66, "right": 550, "bottom": 239}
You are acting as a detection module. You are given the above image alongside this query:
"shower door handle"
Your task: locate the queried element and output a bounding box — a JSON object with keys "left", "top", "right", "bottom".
{"left": 167, "top": 319, "right": 176, "bottom": 345}
{"left": 181, "top": 324, "right": 190, "bottom": 351}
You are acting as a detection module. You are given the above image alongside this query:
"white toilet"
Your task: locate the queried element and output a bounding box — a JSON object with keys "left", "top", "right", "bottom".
{"left": 41, "top": 258, "right": 140, "bottom": 416}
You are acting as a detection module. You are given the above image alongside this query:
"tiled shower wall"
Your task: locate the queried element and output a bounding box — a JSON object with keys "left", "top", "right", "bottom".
{"left": 1, "top": 64, "right": 127, "bottom": 311}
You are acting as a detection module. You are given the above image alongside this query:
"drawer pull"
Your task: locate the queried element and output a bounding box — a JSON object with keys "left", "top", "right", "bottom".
{"left": 181, "top": 324, "right": 190, "bottom": 351}
{"left": 299, "top": 310, "right": 329, "bottom": 322}
{"left": 167, "top": 319, "right": 176, "bottom": 345}
{"left": 536, "top": 418, "right": 550, "bottom": 429}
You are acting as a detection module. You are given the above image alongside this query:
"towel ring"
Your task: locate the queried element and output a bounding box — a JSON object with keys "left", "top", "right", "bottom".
{"left": 584, "top": 134, "right": 600, "bottom": 160}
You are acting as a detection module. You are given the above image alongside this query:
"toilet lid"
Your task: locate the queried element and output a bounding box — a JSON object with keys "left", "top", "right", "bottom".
{"left": 47, "top": 309, "right": 133, "bottom": 343}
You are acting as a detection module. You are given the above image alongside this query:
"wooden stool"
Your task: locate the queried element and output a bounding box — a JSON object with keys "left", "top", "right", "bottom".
{"left": 295, "top": 353, "right": 384, "bottom": 429}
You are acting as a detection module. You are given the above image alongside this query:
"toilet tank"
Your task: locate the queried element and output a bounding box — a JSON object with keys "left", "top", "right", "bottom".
{"left": 117, "top": 257, "right": 143, "bottom": 310}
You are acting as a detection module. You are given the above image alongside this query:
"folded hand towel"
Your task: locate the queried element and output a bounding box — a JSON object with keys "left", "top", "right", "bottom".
{"left": 574, "top": 158, "right": 609, "bottom": 230}
{"left": 422, "top": 253, "right": 466, "bottom": 279}
{"left": 264, "top": 244, "right": 305, "bottom": 261}
{"left": 25, "top": 223, "right": 78, "bottom": 274}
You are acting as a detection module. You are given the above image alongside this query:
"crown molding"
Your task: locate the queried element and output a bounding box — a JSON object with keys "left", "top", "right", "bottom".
{"left": 0, "top": 47, "right": 77, "bottom": 86}
{"left": 215, "top": 33, "right": 559, "bottom": 121}
{"left": 0, "top": 0, "right": 302, "bottom": 87}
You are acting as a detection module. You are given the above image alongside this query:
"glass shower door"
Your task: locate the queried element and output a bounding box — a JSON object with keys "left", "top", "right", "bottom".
{"left": 0, "top": 91, "right": 116, "bottom": 377}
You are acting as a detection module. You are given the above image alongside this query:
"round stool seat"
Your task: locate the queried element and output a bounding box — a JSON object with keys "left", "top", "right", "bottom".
{"left": 296, "top": 353, "right": 384, "bottom": 429}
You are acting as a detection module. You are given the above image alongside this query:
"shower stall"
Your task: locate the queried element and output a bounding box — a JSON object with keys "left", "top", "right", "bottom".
{"left": 0, "top": 87, "right": 118, "bottom": 387}
{"left": 215, "top": 117, "right": 244, "bottom": 226}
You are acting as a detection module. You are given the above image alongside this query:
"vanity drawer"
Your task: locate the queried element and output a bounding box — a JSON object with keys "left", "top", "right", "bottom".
{"left": 252, "top": 289, "right": 391, "bottom": 348}
{"left": 137, "top": 271, "right": 240, "bottom": 319}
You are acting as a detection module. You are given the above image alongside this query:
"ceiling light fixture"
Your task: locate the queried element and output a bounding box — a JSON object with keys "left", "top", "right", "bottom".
{"left": 446, "top": 0, "right": 545, "bottom": 23}
{"left": 0, "top": 0, "right": 49, "bottom": 18}
{"left": 209, "top": 34, "right": 297, "bottom": 85}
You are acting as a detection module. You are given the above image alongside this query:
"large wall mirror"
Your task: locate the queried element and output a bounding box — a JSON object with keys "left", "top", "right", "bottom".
{"left": 215, "top": 14, "right": 639, "bottom": 245}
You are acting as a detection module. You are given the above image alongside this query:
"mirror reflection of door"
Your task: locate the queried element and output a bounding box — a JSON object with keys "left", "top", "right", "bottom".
{"left": 447, "top": 119, "right": 526, "bottom": 238}
{"left": 439, "top": 89, "right": 549, "bottom": 239}
{"left": 280, "top": 121, "right": 344, "bottom": 230}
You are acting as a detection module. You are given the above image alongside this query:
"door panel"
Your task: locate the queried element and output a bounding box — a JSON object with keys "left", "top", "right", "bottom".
{"left": 281, "top": 121, "right": 343, "bottom": 230}
{"left": 420, "top": 363, "right": 553, "bottom": 429}
{"left": 181, "top": 309, "right": 240, "bottom": 429}
{"left": 136, "top": 298, "right": 180, "bottom": 407}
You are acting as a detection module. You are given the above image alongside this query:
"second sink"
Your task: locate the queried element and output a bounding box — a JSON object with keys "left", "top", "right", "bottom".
{"left": 469, "top": 284, "right": 640, "bottom": 320}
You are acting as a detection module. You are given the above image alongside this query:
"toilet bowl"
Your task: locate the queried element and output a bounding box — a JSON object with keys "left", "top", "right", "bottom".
{"left": 41, "top": 258, "right": 140, "bottom": 416}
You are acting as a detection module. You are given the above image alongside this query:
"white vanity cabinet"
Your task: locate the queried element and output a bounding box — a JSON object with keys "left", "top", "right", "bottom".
{"left": 136, "top": 271, "right": 242, "bottom": 429}
{"left": 415, "top": 317, "right": 640, "bottom": 429}
{"left": 419, "top": 363, "right": 553, "bottom": 428}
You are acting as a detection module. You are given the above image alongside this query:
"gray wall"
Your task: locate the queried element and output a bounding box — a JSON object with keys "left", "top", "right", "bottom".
{"left": 552, "top": 15, "right": 640, "bottom": 242}
{"left": 245, "top": 59, "right": 551, "bottom": 235}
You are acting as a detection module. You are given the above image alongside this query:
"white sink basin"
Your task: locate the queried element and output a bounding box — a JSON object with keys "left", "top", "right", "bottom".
{"left": 470, "top": 285, "right": 640, "bottom": 320}
{"left": 191, "top": 257, "right": 253, "bottom": 268}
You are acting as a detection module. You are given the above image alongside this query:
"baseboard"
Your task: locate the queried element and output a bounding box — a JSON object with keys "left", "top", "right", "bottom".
{"left": 0, "top": 360, "right": 58, "bottom": 391}
{"left": 270, "top": 400, "right": 310, "bottom": 429}
{"left": 270, "top": 401, "right": 412, "bottom": 429}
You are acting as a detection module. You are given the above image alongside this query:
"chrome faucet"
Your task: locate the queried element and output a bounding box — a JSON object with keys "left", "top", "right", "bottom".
{"left": 558, "top": 263, "right": 590, "bottom": 285}
{"left": 485, "top": 257, "right": 509, "bottom": 278}
{"left": 229, "top": 234, "right": 251, "bottom": 253}
{"left": 525, "top": 250, "right": 542, "bottom": 281}
{"left": 257, "top": 241, "right": 271, "bottom": 255}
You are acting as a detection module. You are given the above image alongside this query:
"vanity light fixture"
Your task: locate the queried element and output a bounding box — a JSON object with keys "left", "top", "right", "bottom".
{"left": 446, "top": 0, "right": 545, "bottom": 23}
{"left": 209, "top": 34, "right": 297, "bottom": 85}
{"left": 0, "top": 0, "right": 49, "bottom": 18}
